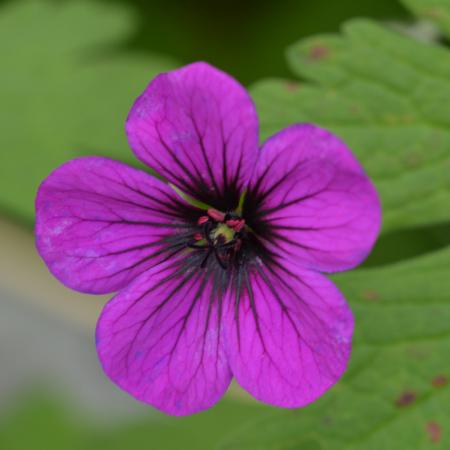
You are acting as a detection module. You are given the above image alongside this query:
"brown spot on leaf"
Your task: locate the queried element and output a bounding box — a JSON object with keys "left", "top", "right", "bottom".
{"left": 405, "top": 152, "right": 422, "bottom": 168}
{"left": 395, "top": 390, "right": 417, "bottom": 407}
{"left": 322, "top": 415, "right": 333, "bottom": 426}
{"left": 308, "top": 45, "right": 329, "bottom": 61}
{"left": 432, "top": 374, "right": 448, "bottom": 388}
{"left": 284, "top": 81, "right": 300, "bottom": 92}
{"left": 407, "top": 347, "right": 430, "bottom": 361}
{"left": 349, "top": 104, "right": 362, "bottom": 115}
{"left": 426, "top": 421, "right": 442, "bottom": 444}
{"left": 362, "top": 289, "right": 379, "bottom": 301}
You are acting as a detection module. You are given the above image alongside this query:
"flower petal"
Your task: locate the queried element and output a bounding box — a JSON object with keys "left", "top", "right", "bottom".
{"left": 96, "top": 260, "right": 232, "bottom": 416}
{"left": 224, "top": 257, "right": 353, "bottom": 408}
{"left": 126, "top": 62, "right": 259, "bottom": 211}
{"left": 245, "top": 124, "right": 381, "bottom": 272}
{"left": 36, "top": 157, "right": 199, "bottom": 294}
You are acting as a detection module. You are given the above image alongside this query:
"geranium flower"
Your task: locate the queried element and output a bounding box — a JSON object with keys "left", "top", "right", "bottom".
{"left": 36, "top": 62, "right": 381, "bottom": 416}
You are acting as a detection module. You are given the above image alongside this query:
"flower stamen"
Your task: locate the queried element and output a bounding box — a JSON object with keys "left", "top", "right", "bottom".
{"left": 197, "top": 215, "right": 209, "bottom": 225}
{"left": 207, "top": 208, "right": 225, "bottom": 222}
{"left": 190, "top": 209, "right": 247, "bottom": 270}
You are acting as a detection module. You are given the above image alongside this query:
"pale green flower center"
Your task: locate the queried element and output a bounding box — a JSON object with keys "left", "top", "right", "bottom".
{"left": 210, "top": 223, "right": 235, "bottom": 244}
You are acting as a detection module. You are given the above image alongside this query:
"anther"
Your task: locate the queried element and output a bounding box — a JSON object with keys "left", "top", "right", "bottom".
{"left": 226, "top": 218, "right": 245, "bottom": 232}
{"left": 198, "top": 215, "right": 209, "bottom": 225}
{"left": 207, "top": 208, "right": 225, "bottom": 222}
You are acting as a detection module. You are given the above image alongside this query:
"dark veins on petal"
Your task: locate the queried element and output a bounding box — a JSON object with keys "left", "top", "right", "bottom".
{"left": 93, "top": 160, "right": 341, "bottom": 366}
{"left": 150, "top": 105, "right": 245, "bottom": 211}
{"left": 103, "top": 178, "right": 348, "bottom": 403}
{"left": 242, "top": 164, "right": 336, "bottom": 255}
{"left": 126, "top": 179, "right": 336, "bottom": 356}
{"left": 54, "top": 169, "right": 204, "bottom": 287}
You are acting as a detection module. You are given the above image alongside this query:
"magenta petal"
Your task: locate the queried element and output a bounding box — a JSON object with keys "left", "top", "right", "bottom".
{"left": 126, "top": 62, "right": 259, "bottom": 210}
{"left": 36, "top": 157, "right": 199, "bottom": 294}
{"left": 224, "top": 257, "right": 353, "bottom": 408}
{"left": 96, "top": 261, "right": 232, "bottom": 416}
{"left": 246, "top": 124, "right": 381, "bottom": 272}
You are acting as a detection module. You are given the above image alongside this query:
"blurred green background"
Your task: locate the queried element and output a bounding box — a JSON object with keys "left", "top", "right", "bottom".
{"left": 1, "top": 0, "right": 449, "bottom": 449}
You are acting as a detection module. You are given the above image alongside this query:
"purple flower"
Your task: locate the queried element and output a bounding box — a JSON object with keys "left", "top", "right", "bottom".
{"left": 35, "top": 62, "right": 381, "bottom": 416}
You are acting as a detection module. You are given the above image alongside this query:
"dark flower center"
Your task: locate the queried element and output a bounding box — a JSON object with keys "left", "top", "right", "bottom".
{"left": 187, "top": 208, "right": 249, "bottom": 270}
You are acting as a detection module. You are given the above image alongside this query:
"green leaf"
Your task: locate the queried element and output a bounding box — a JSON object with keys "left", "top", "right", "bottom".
{"left": 0, "top": 0, "right": 177, "bottom": 225}
{"left": 219, "top": 248, "right": 450, "bottom": 450}
{"left": 250, "top": 15, "right": 450, "bottom": 234}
